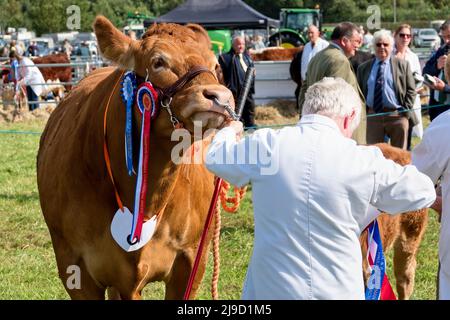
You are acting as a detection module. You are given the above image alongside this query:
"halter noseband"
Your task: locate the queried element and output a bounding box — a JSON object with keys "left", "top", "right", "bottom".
{"left": 157, "top": 66, "right": 215, "bottom": 128}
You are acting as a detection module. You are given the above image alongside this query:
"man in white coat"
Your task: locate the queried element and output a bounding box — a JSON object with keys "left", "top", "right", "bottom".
{"left": 412, "top": 109, "right": 450, "bottom": 300}
{"left": 10, "top": 51, "right": 47, "bottom": 111}
{"left": 300, "top": 25, "right": 329, "bottom": 81}
{"left": 206, "top": 77, "right": 436, "bottom": 300}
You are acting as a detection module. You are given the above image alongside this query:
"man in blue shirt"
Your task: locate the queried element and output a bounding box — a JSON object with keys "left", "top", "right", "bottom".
{"left": 357, "top": 29, "right": 416, "bottom": 150}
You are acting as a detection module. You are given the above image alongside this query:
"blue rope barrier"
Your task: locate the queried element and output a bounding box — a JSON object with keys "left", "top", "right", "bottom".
{"left": 0, "top": 103, "right": 449, "bottom": 135}
{"left": 0, "top": 130, "right": 42, "bottom": 135}
{"left": 244, "top": 102, "right": 450, "bottom": 130}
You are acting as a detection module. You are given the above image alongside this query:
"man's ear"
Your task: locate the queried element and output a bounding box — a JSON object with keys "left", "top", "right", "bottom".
{"left": 343, "top": 110, "right": 356, "bottom": 130}
{"left": 93, "top": 15, "right": 137, "bottom": 69}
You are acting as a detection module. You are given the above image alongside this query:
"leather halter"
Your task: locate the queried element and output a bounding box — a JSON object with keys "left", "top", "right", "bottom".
{"left": 160, "top": 66, "right": 215, "bottom": 104}
{"left": 154, "top": 66, "right": 215, "bottom": 128}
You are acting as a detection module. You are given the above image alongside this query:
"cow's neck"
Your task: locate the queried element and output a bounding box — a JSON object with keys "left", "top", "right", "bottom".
{"left": 141, "top": 137, "right": 181, "bottom": 219}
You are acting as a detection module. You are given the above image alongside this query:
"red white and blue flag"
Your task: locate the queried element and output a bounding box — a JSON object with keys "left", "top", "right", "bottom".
{"left": 365, "top": 219, "right": 397, "bottom": 300}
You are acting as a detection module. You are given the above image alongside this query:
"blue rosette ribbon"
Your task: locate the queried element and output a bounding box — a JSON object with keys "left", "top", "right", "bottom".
{"left": 120, "top": 71, "right": 137, "bottom": 176}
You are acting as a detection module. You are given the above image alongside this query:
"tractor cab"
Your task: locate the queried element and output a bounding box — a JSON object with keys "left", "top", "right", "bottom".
{"left": 269, "top": 8, "right": 322, "bottom": 48}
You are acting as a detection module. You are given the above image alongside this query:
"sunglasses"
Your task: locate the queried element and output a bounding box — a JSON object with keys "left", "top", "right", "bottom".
{"left": 399, "top": 33, "right": 412, "bottom": 39}
{"left": 376, "top": 43, "right": 390, "bottom": 48}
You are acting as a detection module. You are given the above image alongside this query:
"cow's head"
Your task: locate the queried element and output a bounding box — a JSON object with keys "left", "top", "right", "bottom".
{"left": 93, "top": 16, "right": 234, "bottom": 136}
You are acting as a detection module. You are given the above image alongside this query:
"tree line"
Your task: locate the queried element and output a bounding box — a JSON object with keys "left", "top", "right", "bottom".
{"left": 0, "top": 0, "right": 182, "bottom": 35}
{"left": 246, "top": 0, "right": 449, "bottom": 24}
{"left": 0, "top": 0, "right": 448, "bottom": 35}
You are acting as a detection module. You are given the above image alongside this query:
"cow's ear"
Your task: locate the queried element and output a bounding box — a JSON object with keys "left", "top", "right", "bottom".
{"left": 93, "top": 15, "right": 137, "bottom": 69}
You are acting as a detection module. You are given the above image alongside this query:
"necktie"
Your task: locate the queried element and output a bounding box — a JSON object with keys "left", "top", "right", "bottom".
{"left": 239, "top": 54, "right": 248, "bottom": 73}
{"left": 373, "top": 61, "right": 385, "bottom": 113}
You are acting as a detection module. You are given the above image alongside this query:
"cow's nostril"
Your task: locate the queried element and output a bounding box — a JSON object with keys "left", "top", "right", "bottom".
{"left": 204, "top": 92, "right": 217, "bottom": 101}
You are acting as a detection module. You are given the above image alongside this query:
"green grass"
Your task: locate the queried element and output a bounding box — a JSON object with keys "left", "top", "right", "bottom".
{"left": 0, "top": 118, "right": 440, "bottom": 300}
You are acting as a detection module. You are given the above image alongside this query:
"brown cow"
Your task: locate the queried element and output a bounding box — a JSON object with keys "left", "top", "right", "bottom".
{"left": 37, "top": 16, "right": 233, "bottom": 299}
{"left": 360, "top": 143, "right": 429, "bottom": 300}
{"left": 251, "top": 47, "right": 302, "bottom": 61}
{"left": 32, "top": 53, "right": 72, "bottom": 91}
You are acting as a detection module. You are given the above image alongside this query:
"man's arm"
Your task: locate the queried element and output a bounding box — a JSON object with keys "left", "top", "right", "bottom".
{"left": 430, "top": 77, "right": 450, "bottom": 93}
{"left": 370, "top": 148, "right": 436, "bottom": 214}
{"left": 205, "top": 121, "right": 253, "bottom": 187}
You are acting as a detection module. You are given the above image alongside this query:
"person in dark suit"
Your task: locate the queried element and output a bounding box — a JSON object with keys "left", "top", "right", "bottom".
{"left": 289, "top": 49, "right": 303, "bottom": 105}
{"left": 219, "top": 35, "right": 256, "bottom": 128}
{"left": 350, "top": 50, "right": 374, "bottom": 76}
{"left": 423, "top": 20, "right": 450, "bottom": 121}
{"left": 357, "top": 30, "right": 416, "bottom": 150}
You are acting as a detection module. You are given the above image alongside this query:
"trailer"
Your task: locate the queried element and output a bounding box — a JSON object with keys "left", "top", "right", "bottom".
{"left": 254, "top": 60, "right": 296, "bottom": 105}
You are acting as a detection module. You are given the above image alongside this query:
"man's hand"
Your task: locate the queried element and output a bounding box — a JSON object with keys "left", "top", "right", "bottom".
{"left": 430, "top": 196, "right": 442, "bottom": 222}
{"left": 437, "top": 55, "right": 447, "bottom": 70}
{"left": 220, "top": 120, "right": 244, "bottom": 139}
{"left": 13, "top": 92, "right": 20, "bottom": 104}
{"left": 431, "top": 77, "right": 446, "bottom": 91}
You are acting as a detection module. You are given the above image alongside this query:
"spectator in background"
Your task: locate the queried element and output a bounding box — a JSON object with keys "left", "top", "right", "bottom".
{"left": 357, "top": 29, "right": 416, "bottom": 150}
{"left": 219, "top": 35, "right": 256, "bottom": 129}
{"left": 362, "top": 27, "right": 374, "bottom": 52}
{"left": 349, "top": 29, "right": 374, "bottom": 77}
{"left": 9, "top": 40, "right": 23, "bottom": 55}
{"left": 393, "top": 24, "right": 424, "bottom": 150}
{"left": 423, "top": 20, "right": 450, "bottom": 121}
{"left": 0, "top": 46, "right": 10, "bottom": 58}
{"left": 63, "top": 39, "right": 73, "bottom": 59}
{"left": 299, "top": 22, "right": 366, "bottom": 144}
{"left": 9, "top": 50, "right": 47, "bottom": 111}
{"left": 290, "top": 24, "right": 328, "bottom": 105}
{"left": 289, "top": 49, "right": 303, "bottom": 103}
{"left": 27, "top": 41, "right": 39, "bottom": 57}
{"left": 300, "top": 25, "right": 328, "bottom": 82}
{"left": 128, "top": 31, "right": 137, "bottom": 41}
{"left": 7, "top": 50, "right": 19, "bottom": 86}
{"left": 252, "top": 35, "right": 266, "bottom": 51}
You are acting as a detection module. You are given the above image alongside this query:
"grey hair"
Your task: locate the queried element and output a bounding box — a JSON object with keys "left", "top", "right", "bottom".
{"left": 373, "top": 29, "right": 394, "bottom": 47}
{"left": 232, "top": 35, "right": 245, "bottom": 43}
{"left": 302, "top": 77, "right": 361, "bottom": 131}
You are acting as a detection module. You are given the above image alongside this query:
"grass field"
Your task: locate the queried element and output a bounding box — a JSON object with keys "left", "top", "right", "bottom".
{"left": 0, "top": 117, "right": 441, "bottom": 300}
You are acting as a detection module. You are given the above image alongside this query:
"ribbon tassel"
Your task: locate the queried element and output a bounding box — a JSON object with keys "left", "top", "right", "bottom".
{"left": 365, "top": 220, "right": 397, "bottom": 300}
{"left": 128, "top": 81, "right": 160, "bottom": 244}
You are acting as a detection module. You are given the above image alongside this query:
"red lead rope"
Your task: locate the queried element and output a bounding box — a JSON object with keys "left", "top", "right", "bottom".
{"left": 183, "top": 177, "right": 223, "bottom": 300}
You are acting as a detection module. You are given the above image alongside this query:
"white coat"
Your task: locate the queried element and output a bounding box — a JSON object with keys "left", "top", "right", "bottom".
{"left": 206, "top": 114, "right": 436, "bottom": 299}
{"left": 412, "top": 109, "right": 450, "bottom": 300}
{"left": 17, "top": 57, "right": 47, "bottom": 97}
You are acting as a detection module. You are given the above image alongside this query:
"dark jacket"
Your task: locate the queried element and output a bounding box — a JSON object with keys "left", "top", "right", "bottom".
{"left": 289, "top": 49, "right": 303, "bottom": 101}
{"left": 423, "top": 44, "right": 450, "bottom": 96}
{"left": 299, "top": 45, "right": 366, "bottom": 144}
{"left": 219, "top": 49, "right": 255, "bottom": 99}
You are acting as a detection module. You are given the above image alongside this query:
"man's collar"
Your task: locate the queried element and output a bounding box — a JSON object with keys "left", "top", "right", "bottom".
{"left": 298, "top": 114, "right": 341, "bottom": 133}
{"left": 375, "top": 56, "right": 391, "bottom": 65}
{"left": 329, "top": 42, "right": 344, "bottom": 53}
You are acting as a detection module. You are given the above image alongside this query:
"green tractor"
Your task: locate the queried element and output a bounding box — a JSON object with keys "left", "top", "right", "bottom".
{"left": 269, "top": 8, "right": 322, "bottom": 48}
{"left": 207, "top": 29, "right": 232, "bottom": 56}
{"left": 124, "top": 12, "right": 154, "bottom": 39}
